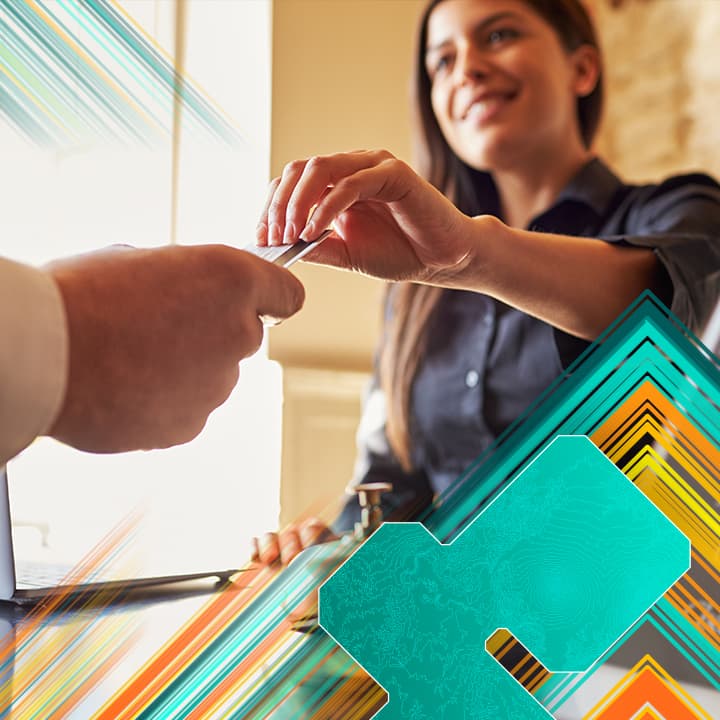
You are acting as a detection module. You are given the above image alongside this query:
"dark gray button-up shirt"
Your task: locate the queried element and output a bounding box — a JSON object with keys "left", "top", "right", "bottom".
{"left": 333, "top": 159, "right": 720, "bottom": 532}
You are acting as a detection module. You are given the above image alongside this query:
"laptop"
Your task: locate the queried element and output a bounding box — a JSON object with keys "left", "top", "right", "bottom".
{"left": 0, "top": 465, "right": 240, "bottom": 605}
{"left": 0, "top": 353, "right": 283, "bottom": 607}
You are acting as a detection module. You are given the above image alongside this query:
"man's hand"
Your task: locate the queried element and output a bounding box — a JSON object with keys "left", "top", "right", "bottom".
{"left": 47, "top": 244, "right": 304, "bottom": 453}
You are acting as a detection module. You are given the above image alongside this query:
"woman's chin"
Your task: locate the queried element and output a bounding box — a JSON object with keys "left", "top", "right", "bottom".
{"left": 451, "top": 126, "right": 524, "bottom": 171}
{"left": 460, "top": 145, "right": 521, "bottom": 174}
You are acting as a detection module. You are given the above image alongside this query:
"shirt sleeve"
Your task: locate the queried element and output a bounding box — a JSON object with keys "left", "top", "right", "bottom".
{"left": 0, "top": 257, "right": 68, "bottom": 466}
{"left": 331, "top": 377, "right": 435, "bottom": 534}
{"left": 607, "top": 174, "right": 720, "bottom": 333}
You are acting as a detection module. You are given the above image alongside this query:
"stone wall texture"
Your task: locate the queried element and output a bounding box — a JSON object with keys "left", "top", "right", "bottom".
{"left": 590, "top": 0, "right": 720, "bottom": 182}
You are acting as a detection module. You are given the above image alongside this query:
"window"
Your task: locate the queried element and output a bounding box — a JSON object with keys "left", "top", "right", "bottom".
{"left": 2, "top": 0, "right": 279, "bottom": 573}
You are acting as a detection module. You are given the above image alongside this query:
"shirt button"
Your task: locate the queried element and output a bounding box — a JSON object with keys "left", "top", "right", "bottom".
{"left": 465, "top": 370, "right": 480, "bottom": 388}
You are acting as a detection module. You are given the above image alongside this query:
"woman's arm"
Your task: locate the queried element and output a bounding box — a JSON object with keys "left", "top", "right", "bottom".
{"left": 443, "top": 217, "right": 664, "bottom": 340}
{"left": 258, "top": 150, "right": 720, "bottom": 340}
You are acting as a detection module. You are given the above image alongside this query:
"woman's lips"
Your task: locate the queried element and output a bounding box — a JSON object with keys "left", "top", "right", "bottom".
{"left": 461, "top": 92, "right": 516, "bottom": 125}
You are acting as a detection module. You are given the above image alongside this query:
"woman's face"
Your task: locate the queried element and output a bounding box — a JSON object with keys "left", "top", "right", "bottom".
{"left": 425, "top": 0, "right": 596, "bottom": 172}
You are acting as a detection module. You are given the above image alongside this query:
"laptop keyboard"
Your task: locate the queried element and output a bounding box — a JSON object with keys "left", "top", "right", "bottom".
{"left": 16, "top": 560, "right": 76, "bottom": 588}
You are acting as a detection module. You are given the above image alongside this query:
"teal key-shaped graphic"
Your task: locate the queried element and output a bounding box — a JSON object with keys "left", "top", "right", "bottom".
{"left": 319, "top": 436, "right": 690, "bottom": 719}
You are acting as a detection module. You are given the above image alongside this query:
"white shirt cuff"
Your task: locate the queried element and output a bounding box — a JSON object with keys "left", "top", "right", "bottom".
{"left": 0, "top": 258, "right": 68, "bottom": 466}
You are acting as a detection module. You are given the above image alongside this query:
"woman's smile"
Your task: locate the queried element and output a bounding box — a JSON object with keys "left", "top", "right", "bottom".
{"left": 458, "top": 88, "right": 518, "bottom": 126}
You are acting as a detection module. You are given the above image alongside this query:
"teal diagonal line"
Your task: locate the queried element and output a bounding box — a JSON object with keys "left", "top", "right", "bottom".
{"left": 83, "top": 0, "right": 240, "bottom": 143}
{"left": 226, "top": 634, "right": 357, "bottom": 720}
{"left": 651, "top": 599, "right": 720, "bottom": 685}
{"left": 2, "top": 0, "right": 150, "bottom": 144}
{"left": 0, "top": 72, "right": 59, "bottom": 145}
{"left": 0, "top": 0, "right": 241, "bottom": 146}
{"left": 540, "top": 601, "right": 720, "bottom": 715}
{"left": 0, "top": 11, "right": 91, "bottom": 142}
{"left": 136, "top": 540, "right": 357, "bottom": 720}
{"left": 59, "top": 0, "right": 174, "bottom": 134}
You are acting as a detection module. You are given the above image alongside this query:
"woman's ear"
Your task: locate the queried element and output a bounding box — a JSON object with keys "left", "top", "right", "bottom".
{"left": 571, "top": 44, "right": 601, "bottom": 98}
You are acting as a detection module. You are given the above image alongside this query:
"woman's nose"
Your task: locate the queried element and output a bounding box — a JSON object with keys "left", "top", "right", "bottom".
{"left": 455, "top": 43, "right": 489, "bottom": 84}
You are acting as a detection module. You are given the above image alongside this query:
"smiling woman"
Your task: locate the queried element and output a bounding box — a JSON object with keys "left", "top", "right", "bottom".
{"left": 254, "top": 0, "right": 720, "bottom": 562}
{"left": 424, "top": 0, "right": 600, "bottom": 190}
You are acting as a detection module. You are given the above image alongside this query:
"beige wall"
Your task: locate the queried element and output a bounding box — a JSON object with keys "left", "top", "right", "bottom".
{"left": 271, "top": 0, "right": 425, "bottom": 523}
{"left": 270, "top": 0, "right": 425, "bottom": 371}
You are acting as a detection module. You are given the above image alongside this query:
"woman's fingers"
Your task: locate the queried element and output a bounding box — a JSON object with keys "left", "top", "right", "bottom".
{"left": 302, "top": 234, "right": 352, "bottom": 270}
{"left": 301, "top": 159, "right": 411, "bottom": 240}
{"left": 298, "top": 519, "right": 337, "bottom": 547}
{"left": 250, "top": 535, "right": 260, "bottom": 562}
{"left": 263, "top": 151, "right": 392, "bottom": 245}
{"left": 258, "top": 150, "right": 468, "bottom": 281}
{"left": 256, "top": 177, "right": 281, "bottom": 246}
{"left": 251, "top": 519, "right": 337, "bottom": 567}
{"left": 279, "top": 528, "right": 304, "bottom": 564}
{"left": 255, "top": 531, "right": 281, "bottom": 565}
{"left": 258, "top": 150, "right": 408, "bottom": 250}
{"left": 252, "top": 529, "right": 302, "bottom": 565}
{"left": 268, "top": 161, "right": 308, "bottom": 246}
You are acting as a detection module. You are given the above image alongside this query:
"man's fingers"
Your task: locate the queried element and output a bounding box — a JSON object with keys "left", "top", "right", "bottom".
{"left": 251, "top": 261, "right": 306, "bottom": 321}
{"left": 302, "top": 234, "right": 352, "bottom": 270}
{"left": 224, "top": 248, "right": 305, "bottom": 326}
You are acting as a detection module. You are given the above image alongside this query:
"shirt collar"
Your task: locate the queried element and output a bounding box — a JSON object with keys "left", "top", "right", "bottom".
{"left": 555, "top": 157, "right": 625, "bottom": 217}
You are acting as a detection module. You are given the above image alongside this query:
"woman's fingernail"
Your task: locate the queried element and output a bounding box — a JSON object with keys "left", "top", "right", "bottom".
{"left": 284, "top": 222, "right": 297, "bottom": 244}
{"left": 269, "top": 223, "right": 281, "bottom": 245}
{"left": 301, "top": 221, "right": 316, "bottom": 240}
{"left": 256, "top": 223, "right": 267, "bottom": 245}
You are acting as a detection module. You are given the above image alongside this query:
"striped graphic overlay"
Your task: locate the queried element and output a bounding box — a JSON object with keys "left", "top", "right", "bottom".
{"left": 0, "top": 517, "right": 140, "bottom": 719}
{"left": 3, "top": 8, "right": 714, "bottom": 718}
{"left": 44, "top": 292, "right": 708, "bottom": 719}
{"left": 0, "top": 0, "right": 239, "bottom": 147}
{"left": 584, "top": 655, "right": 712, "bottom": 719}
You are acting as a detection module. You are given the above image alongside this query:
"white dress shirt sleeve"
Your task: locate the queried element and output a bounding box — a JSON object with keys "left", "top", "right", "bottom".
{"left": 0, "top": 257, "right": 68, "bottom": 466}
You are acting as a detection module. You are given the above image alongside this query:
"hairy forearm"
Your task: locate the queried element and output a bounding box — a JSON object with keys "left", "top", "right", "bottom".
{"left": 442, "top": 214, "right": 663, "bottom": 340}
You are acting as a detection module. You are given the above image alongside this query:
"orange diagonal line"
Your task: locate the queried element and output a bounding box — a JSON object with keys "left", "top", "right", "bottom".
{"left": 94, "top": 566, "right": 277, "bottom": 720}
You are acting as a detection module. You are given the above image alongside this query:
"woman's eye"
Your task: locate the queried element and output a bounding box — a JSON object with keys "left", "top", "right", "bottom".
{"left": 487, "top": 27, "right": 519, "bottom": 45}
{"left": 429, "top": 54, "right": 453, "bottom": 78}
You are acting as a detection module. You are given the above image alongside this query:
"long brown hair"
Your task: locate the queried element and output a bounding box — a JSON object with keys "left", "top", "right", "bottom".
{"left": 382, "top": 0, "right": 605, "bottom": 471}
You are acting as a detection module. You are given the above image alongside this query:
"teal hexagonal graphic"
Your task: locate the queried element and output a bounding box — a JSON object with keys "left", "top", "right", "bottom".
{"left": 318, "top": 436, "right": 690, "bottom": 719}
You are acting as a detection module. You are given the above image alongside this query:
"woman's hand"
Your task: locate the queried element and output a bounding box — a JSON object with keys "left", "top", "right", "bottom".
{"left": 256, "top": 150, "right": 476, "bottom": 284}
{"left": 251, "top": 519, "right": 338, "bottom": 566}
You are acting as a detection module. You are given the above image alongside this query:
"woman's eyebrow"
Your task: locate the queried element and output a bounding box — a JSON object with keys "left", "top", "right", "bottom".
{"left": 426, "top": 11, "right": 522, "bottom": 55}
